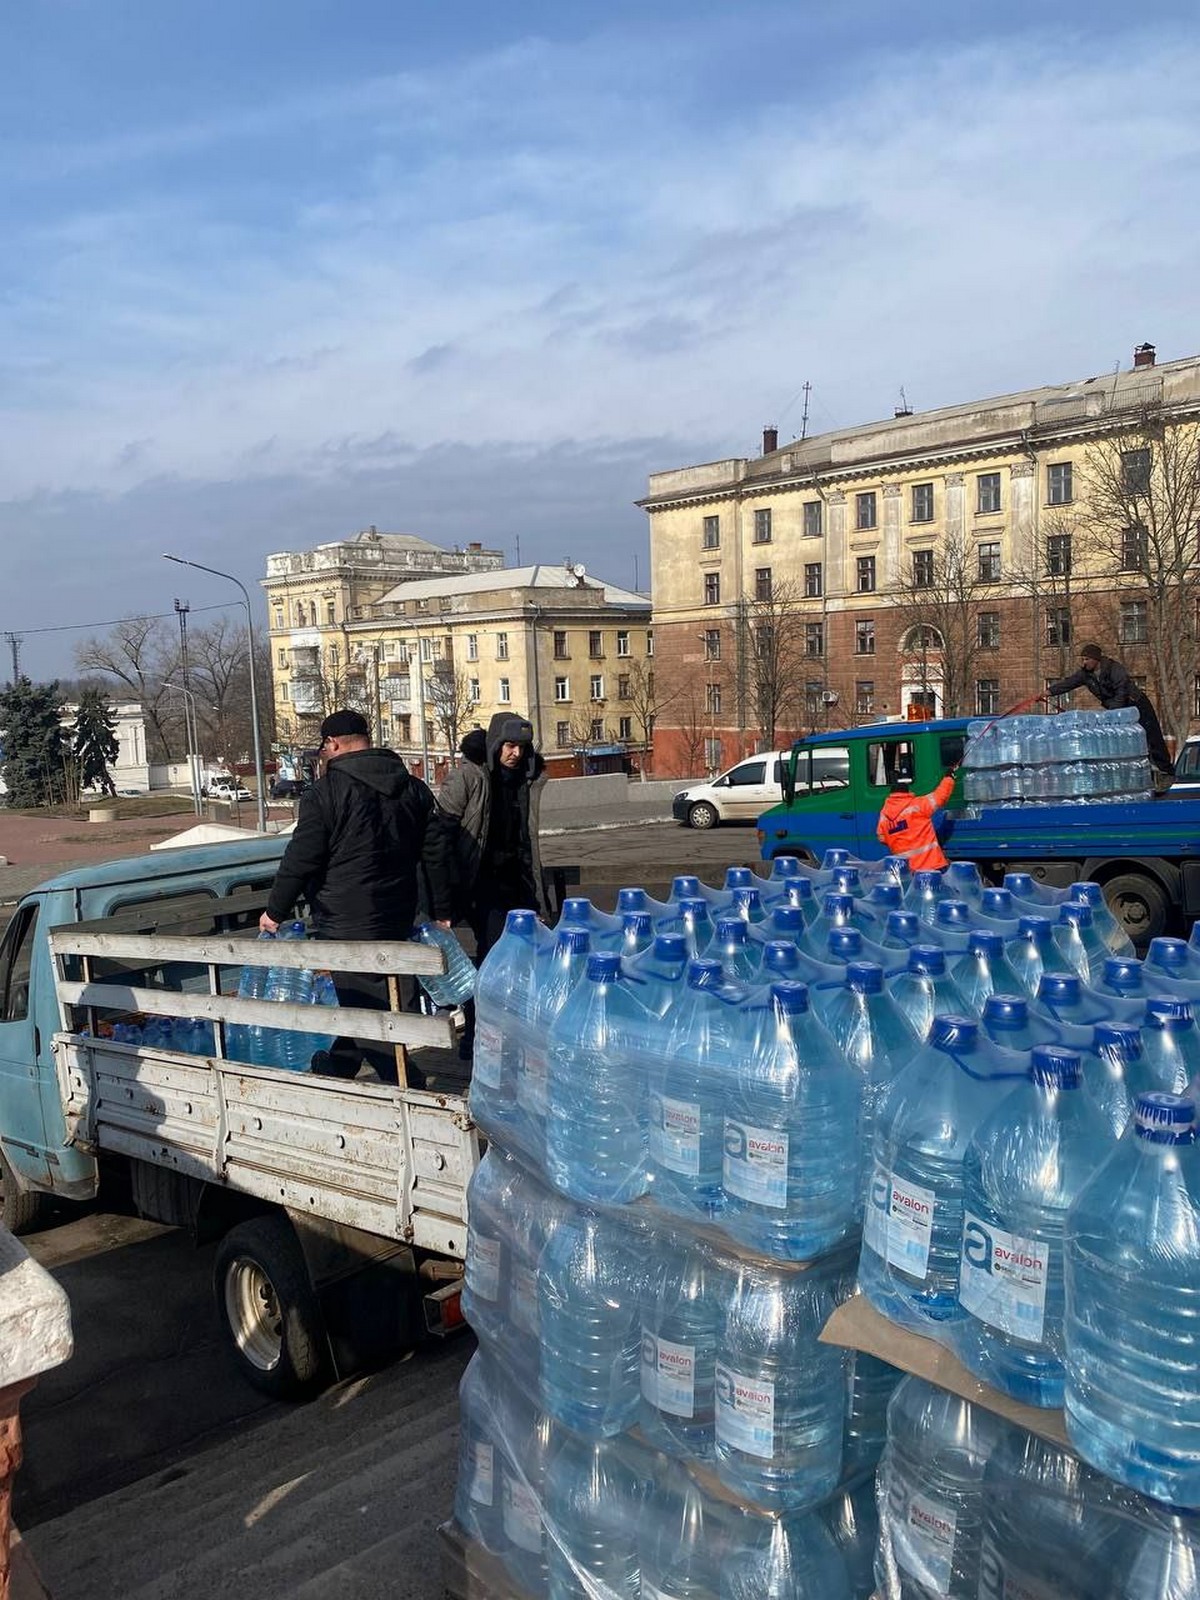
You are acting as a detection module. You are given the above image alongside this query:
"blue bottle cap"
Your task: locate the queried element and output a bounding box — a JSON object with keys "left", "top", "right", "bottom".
{"left": 787, "top": 876, "right": 816, "bottom": 903}
{"left": 935, "top": 900, "right": 973, "bottom": 928}
{"left": 505, "top": 909, "right": 539, "bottom": 935}
{"left": 762, "top": 941, "right": 800, "bottom": 974}
{"left": 931, "top": 1015, "right": 979, "bottom": 1049}
{"left": 968, "top": 931, "right": 1004, "bottom": 958}
{"left": 586, "top": 952, "right": 621, "bottom": 982}
{"left": 1038, "top": 974, "right": 1080, "bottom": 1004}
{"left": 686, "top": 958, "right": 724, "bottom": 990}
{"left": 912, "top": 870, "right": 944, "bottom": 891}
{"left": 1005, "top": 872, "right": 1034, "bottom": 893}
{"left": 908, "top": 944, "right": 946, "bottom": 976}
{"left": 1145, "top": 997, "right": 1194, "bottom": 1027}
{"left": 731, "top": 888, "right": 764, "bottom": 915}
{"left": 561, "top": 897, "right": 595, "bottom": 922}
{"left": 1135, "top": 1092, "right": 1197, "bottom": 1142}
{"left": 827, "top": 928, "right": 863, "bottom": 958}
{"left": 653, "top": 933, "right": 688, "bottom": 961}
{"left": 1068, "top": 881, "right": 1103, "bottom": 906}
{"left": 947, "top": 863, "right": 981, "bottom": 887}
{"left": 770, "top": 857, "right": 801, "bottom": 878}
{"left": 621, "top": 912, "right": 652, "bottom": 937}
{"left": 616, "top": 887, "right": 648, "bottom": 912}
{"left": 1103, "top": 957, "right": 1143, "bottom": 991}
{"left": 1058, "top": 903, "right": 1093, "bottom": 929}
{"left": 1018, "top": 915, "right": 1054, "bottom": 940}
{"left": 678, "top": 898, "right": 712, "bottom": 920}
{"left": 869, "top": 882, "right": 902, "bottom": 908}
{"left": 983, "top": 994, "right": 1027, "bottom": 1027}
{"left": 1148, "top": 937, "right": 1190, "bottom": 972}
{"left": 715, "top": 919, "right": 748, "bottom": 944}
{"left": 725, "top": 867, "right": 753, "bottom": 889}
{"left": 1093, "top": 1021, "right": 1142, "bottom": 1053}
{"left": 981, "top": 888, "right": 1014, "bottom": 917}
{"left": 823, "top": 848, "right": 852, "bottom": 867}
{"left": 822, "top": 893, "right": 854, "bottom": 917}
{"left": 671, "top": 875, "right": 701, "bottom": 897}
{"left": 770, "top": 980, "right": 809, "bottom": 1014}
{"left": 831, "top": 867, "right": 862, "bottom": 893}
{"left": 846, "top": 962, "right": 883, "bottom": 993}
{"left": 1031, "top": 1045, "right": 1082, "bottom": 1089}
{"left": 886, "top": 911, "right": 920, "bottom": 939}
{"left": 557, "top": 927, "right": 591, "bottom": 955}
{"left": 770, "top": 907, "right": 805, "bottom": 935}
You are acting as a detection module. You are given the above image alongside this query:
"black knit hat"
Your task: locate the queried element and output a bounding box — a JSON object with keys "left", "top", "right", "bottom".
{"left": 320, "top": 709, "right": 371, "bottom": 739}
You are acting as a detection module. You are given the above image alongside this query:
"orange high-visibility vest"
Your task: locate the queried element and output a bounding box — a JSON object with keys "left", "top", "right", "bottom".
{"left": 876, "top": 774, "right": 956, "bottom": 872}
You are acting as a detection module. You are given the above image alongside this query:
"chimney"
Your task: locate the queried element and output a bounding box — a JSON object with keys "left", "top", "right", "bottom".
{"left": 468, "top": 541, "right": 481, "bottom": 551}
{"left": 762, "top": 425, "right": 778, "bottom": 455}
{"left": 1134, "top": 342, "right": 1156, "bottom": 369}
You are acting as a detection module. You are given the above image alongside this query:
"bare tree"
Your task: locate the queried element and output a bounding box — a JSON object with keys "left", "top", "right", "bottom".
{"left": 620, "top": 658, "right": 674, "bottom": 776}
{"left": 741, "top": 580, "right": 811, "bottom": 749}
{"left": 427, "top": 667, "right": 475, "bottom": 757}
{"left": 891, "top": 530, "right": 993, "bottom": 717}
{"left": 672, "top": 683, "right": 710, "bottom": 778}
{"left": 75, "top": 617, "right": 176, "bottom": 759}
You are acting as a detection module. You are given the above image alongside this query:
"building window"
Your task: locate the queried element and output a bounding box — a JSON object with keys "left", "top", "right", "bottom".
{"left": 855, "top": 619, "right": 876, "bottom": 655}
{"left": 295, "top": 602, "right": 307, "bottom": 626}
{"left": 277, "top": 648, "right": 287, "bottom": 668}
{"left": 1048, "top": 462, "right": 1074, "bottom": 505}
{"left": 705, "top": 736, "right": 722, "bottom": 770}
{"left": 590, "top": 674, "right": 604, "bottom": 701}
{"left": 420, "top": 637, "right": 433, "bottom": 662}
{"left": 618, "top": 674, "right": 631, "bottom": 699}
{"left": 977, "top": 473, "right": 1001, "bottom": 515}
{"left": 1122, "top": 448, "right": 1152, "bottom": 496}
{"left": 804, "top": 562, "right": 823, "bottom": 598}
{"left": 703, "top": 628, "right": 721, "bottom": 661}
{"left": 553, "top": 630, "right": 569, "bottom": 659}
{"left": 856, "top": 555, "right": 876, "bottom": 593}
{"left": 589, "top": 630, "right": 603, "bottom": 658}
{"left": 706, "top": 682, "right": 722, "bottom": 715}
{"left": 803, "top": 501, "right": 823, "bottom": 538}
{"left": 281, "top": 681, "right": 289, "bottom": 702}
{"left": 1120, "top": 524, "right": 1149, "bottom": 572}
{"left": 325, "top": 602, "right": 336, "bottom": 625}
{"left": 753, "top": 508, "right": 772, "bottom": 544}
{"left": 273, "top": 607, "right": 284, "bottom": 630}
{"left": 554, "top": 676, "right": 570, "bottom": 702}
{"left": 975, "top": 679, "right": 1000, "bottom": 716}
{"left": 646, "top": 630, "right": 654, "bottom": 656}
{"left": 1046, "top": 607, "right": 1071, "bottom": 648}
{"left": 805, "top": 622, "right": 825, "bottom": 657}
{"left": 755, "top": 567, "right": 773, "bottom": 602}
{"left": 1119, "top": 600, "right": 1148, "bottom": 645}
{"left": 978, "top": 540, "right": 1002, "bottom": 581}
{"left": 855, "top": 681, "right": 875, "bottom": 716}
{"left": 856, "top": 492, "right": 877, "bottom": 530}
{"left": 590, "top": 718, "right": 604, "bottom": 741}
{"left": 616, "top": 630, "right": 630, "bottom": 657}
{"left": 704, "top": 572, "right": 721, "bottom": 605}
{"left": 328, "top": 644, "right": 339, "bottom": 667}
{"left": 977, "top": 611, "right": 1000, "bottom": 649}
{"left": 496, "top": 632, "right": 509, "bottom": 660}
{"left": 912, "top": 549, "right": 935, "bottom": 588}
{"left": 468, "top": 678, "right": 481, "bottom": 703}
{"left": 556, "top": 721, "right": 571, "bottom": 748}
{"left": 466, "top": 633, "right": 478, "bottom": 661}
{"left": 911, "top": 482, "right": 934, "bottom": 523}
{"left": 703, "top": 515, "right": 720, "bottom": 550}
{"left": 439, "top": 596, "right": 452, "bottom": 612}
{"left": 498, "top": 677, "right": 511, "bottom": 703}
{"left": 618, "top": 715, "right": 632, "bottom": 740}
{"left": 1045, "top": 534, "right": 1072, "bottom": 576}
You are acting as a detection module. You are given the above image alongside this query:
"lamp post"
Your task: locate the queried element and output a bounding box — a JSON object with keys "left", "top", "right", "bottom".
{"left": 162, "top": 680, "right": 203, "bottom": 815}
{"left": 163, "top": 555, "right": 267, "bottom": 831}
{"left": 698, "top": 633, "right": 716, "bottom": 775}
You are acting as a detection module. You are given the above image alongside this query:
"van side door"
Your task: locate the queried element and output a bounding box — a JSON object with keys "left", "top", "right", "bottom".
{"left": 0, "top": 899, "right": 53, "bottom": 1189}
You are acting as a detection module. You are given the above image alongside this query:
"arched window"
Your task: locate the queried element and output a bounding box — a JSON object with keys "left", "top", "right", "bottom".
{"left": 900, "top": 624, "right": 944, "bottom": 653}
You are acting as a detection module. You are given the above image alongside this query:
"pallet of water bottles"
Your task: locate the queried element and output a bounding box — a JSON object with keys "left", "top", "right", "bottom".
{"left": 960, "top": 706, "right": 1154, "bottom": 806}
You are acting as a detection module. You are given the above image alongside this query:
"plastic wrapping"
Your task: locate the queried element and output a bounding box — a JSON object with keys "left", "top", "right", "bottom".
{"left": 961, "top": 709, "right": 1152, "bottom": 807}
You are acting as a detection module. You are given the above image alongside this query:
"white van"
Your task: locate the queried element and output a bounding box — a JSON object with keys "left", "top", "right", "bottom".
{"left": 671, "top": 751, "right": 792, "bottom": 830}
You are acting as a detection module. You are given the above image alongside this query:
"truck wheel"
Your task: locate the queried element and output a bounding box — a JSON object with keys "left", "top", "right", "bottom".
{"left": 0, "top": 1149, "right": 51, "bottom": 1236}
{"left": 688, "top": 801, "right": 718, "bottom": 830}
{"left": 214, "top": 1216, "right": 328, "bottom": 1400}
{"left": 1103, "top": 873, "right": 1169, "bottom": 947}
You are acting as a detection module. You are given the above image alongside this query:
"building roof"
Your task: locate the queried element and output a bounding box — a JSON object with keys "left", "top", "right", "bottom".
{"left": 375, "top": 563, "right": 651, "bottom": 611}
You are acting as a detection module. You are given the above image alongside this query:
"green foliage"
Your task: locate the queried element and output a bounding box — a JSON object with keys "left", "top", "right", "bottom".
{"left": 72, "top": 688, "right": 120, "bottom": 794}
{"left": 0, "top": 677, "right": 68, "bottom": 807}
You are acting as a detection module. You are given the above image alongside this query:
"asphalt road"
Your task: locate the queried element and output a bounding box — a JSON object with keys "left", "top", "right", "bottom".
{"left": 16, "top": 816, "right": 763, "bottom": 1599}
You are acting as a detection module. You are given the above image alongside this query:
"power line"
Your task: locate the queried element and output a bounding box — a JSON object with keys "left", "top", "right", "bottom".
{"left": 0, "top": 602, "right": 232, "bottom": 639}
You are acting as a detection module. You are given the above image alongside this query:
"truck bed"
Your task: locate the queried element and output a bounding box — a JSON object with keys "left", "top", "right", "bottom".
{"left": 945, "top": 794, "right": 1200, "bottom": 859}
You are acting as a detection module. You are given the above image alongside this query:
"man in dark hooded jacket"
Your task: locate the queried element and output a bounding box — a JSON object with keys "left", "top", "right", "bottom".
{"left": 260, "top": 709, "right": 452, "bottom": 1083}
{"left": 1045, "top": 642, "right": 1174, "bottom": 778}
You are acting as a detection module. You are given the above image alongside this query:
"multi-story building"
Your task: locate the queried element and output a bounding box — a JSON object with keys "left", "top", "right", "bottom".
{"left": 642, "top": 345, "right": 1200, "bottom": 775}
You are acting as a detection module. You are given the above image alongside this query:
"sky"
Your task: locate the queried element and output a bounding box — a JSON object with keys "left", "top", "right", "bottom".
{"left": 3, "top": 0, "right": 1199, "bottom": 679}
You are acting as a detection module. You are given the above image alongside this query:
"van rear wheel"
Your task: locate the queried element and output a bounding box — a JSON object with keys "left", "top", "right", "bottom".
{"left": 1103, "top": 872, "right": 1169, "bottom": 947}
{"left": 214, "top": 1216, "right": 328, "bottom": 1399}
{"left": 688, "top": 801, "right": 718, "bottom": 830}
{"left": 0, "top": 1149, "right": 52, "bottom": 1235}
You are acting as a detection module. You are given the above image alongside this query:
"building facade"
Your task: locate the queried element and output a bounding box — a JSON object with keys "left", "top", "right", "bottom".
{"left": 642, "top": 346, "right": 1200, "bottom": 775}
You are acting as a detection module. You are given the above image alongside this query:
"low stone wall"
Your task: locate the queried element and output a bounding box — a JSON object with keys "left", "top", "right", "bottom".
{"left": 539, "top": 774, "right": 680, "bottom": 815}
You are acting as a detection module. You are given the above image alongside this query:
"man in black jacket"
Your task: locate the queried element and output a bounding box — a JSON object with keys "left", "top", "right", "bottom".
{"left": 1045, "top": 643, "right": 1174, "bottom": 778}
{"left": 260, "top": 709, "right": 453, "bottom": 1083}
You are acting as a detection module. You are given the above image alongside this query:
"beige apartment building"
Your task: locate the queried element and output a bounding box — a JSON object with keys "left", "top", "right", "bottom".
{"left": 642, "top": 345, "right": 1200, "bottom": 775}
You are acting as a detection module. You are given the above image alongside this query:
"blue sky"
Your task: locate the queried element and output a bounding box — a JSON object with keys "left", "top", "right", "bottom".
{"left": 3, "top": 0, "right": 1199, "bottom": 678}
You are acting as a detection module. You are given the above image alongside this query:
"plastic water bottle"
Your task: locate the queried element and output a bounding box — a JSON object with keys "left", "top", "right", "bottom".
{"left": 640, "top": 1234, "right": 722, "bottom": 1461}
{"left": 1110, "top": 1505, "right": 1200, "bottom": 1600}
{"left": 625, "top": 931, "right": 689, "bottom": 1017}
{"left": 978, "top": 992, "right": 1065, "bottom": 1052}
{"left": 880, "top": 910, "right": 923, "bottom": 952}
{"left": 1081, "top": 1022, "right": 1153, "bottom": 1139}
{"left": 517, "top": 927, "right": 590, "bottom": 1166}
{"left": 414, "top": 922, "right": 477, "bottom": 1008}
{"left": 229, "top": 931, "right": 276, "bottom": 1064}
{"left": 758, "top": 940, "right": 804, "bottom": 984}
{"left": 1036, "top": 971, "right": 1137, "bottom": 1029}
{"left": 887, "top": 945, "right": 965, "bottom": 1042}
{"left": 472, "top": 909, "right": 541, "bottom": 1139}
{"left": 876, "top": 1376, "right": 1009, "bottom": 1600}
{"left": 502, "top": 1163, "right": 565, "bottom": 1388}
{"left": 617, "top": 884, "right": 672, "bottom": 920}
{"left": 1065, "top": 1091, "right": 1200, "bottom": 1505}
{"left": 543, "top": 1426, "right": 646, "bottom": 1599}
{"left": 722, "top": 980, "right": 860, "bottom": 1260}
{"left": 864, "top": 880, "right": 904, "bottom": 920}
{"left": 462, "top": 1148, "right": 521, "bottom": 1356}
{"left": 713, "top": 1251, "right": 851, "bottom": 1511}
{"left": 1068, "top": 881, "right": 1136, "bottom": 958}
{"left": 1144, "top": 938, "right": 1200, "bottom": 1003}
{"left": 559, "top": 895, "right": 623, "bottom": 946}
{"left": 843, "top": 1347, "right": 903, "bottom": 1481}
{"left": 944, "top": 861, "right": 984, "bottom": 905}
{"left": 821, "top": 1473, "right": 881, "bottom": 1600}
{"left": 454, "top": 1352, "right": 509, "bottom": 1555}
{"left": 907, "top": 869, "right": 947, "bottom": 925}
{"left": 538, "top": 1206, "right": 645, "bottom": 1436}
{"left": 949, "top": 931, "right": 1023, "bottom": 1017}
{"left": 1097, "top": 956, "right": 1149, "bottom": 1003}
{"left": 712, "top": 918, "right": 760, "bottom": 984}
{"left": 1140, "top": 998, "right": 1200, "bottom": 1092}
{"left": 1054, "top": 903, "right": 1112, "bottom": 986}
{"left": 956, "top": 1045, "right": 1112, "bottom": 1407}
{"left": 649, "top": 959, "right": 740, "bottom": 1220}
{"left": 979, "top": 887, "right": 1018, "bottom": 925}
{"left": 262, "top": 921, "right": 317, "bottom": 1070}
{"left": 720, "top": 1512, "right": 853, "bottom": 1599}
{"left": 1003, "top": 871, "right": 1071, "bottom": 910}
{"left": 729, "top": 887, "right": 767, "bottom": 925}
{"left": 670, "top": 897, "right": 717, "bottom": 956}
{"left": 638, "top": 1458, "right": 726, "bottom": 1599}
{"left": 546, "top": 951, "right": 651, "bottom": 1204}
{"left": 759, "top": 904, "right": 808, "bottom": 946}
{"left": 859, "top": 1016, "right": 1030, "bottom": 1333}
{"left": 495, "top": 1382, "right": 552, "bottom": 1595}
{"left": 1005, "top": 914, "right": 1074, "bottom": 998}
{"left": 617, "top": 910, "right": 654, "bottom": 958}
{"left": 931, "top": 900, "right": 978, "bottom": 945}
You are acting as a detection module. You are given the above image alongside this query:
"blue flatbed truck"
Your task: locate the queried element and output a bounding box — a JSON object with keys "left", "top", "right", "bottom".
{"left": 756, "top": 717, "right": 1200, "bottom": 945}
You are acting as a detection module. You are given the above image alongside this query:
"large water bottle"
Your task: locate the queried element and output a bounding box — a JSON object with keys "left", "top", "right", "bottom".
{"left": 758, "top": 904, "right": 808, "bottom": 948}
{"left": 722, "top": 980, "right": 860, "bottom": 1260}
{"left": 979, "top": 887, "right": 1018, "bottom": 926}
{"left": 906, "top": 869, "right": 948, "bottom": 927}
{"left": 638, "top": 1457, "right": 727, "bottom": 1599}
{"left": 414, "top": 922, "right": 477, "bottom": 1008}
{"left": 821, "top": 1473, "right": 881, "bottom": 1600}
{"left": 979, "top": 992, "right": 1066, "bottom": 1052}
{"left": 625, "top": 930, "right": 689, "bottom": 1016}
{"left": 931, "top": 900, "right": 978, "bottom": 946}
{"left": 1003, "top": 871, "right": 1072, "bottom": 910}
{"left": 880, "top": 910, "right": 923, "bottom": 952}
{"left": 1082, "top": 1021, "right": 1151, "bottom": 1138}
{"left": 720, "top": 1512, "right": 853, "bottom": 1599}
{"left": 649, "top": 959, "right": 740, "bottom": 1220}
{"left": 640, "top": 1234, "right": 721, "bottom": 1461}
{"left": 780, "top": 873, "right": 821, "bottom": 927}
{"left": 728, "top": 886, "right": 767, "bottom": 926}
{"left": 887, "top": 944, "right": 965, "bottom": 1042}
{"left": 944, "top": 861, "right": 984, "bottom": 906}
{"left": 876, "top": 1375, "right": 1009, "bottom": 1600}
{"left": 261, "top": 920, "right": 318, "bottom": 1071}
{"left": 712, "top": 917, "right": 761, "bottom": 984}
{"left": 1005, "top": 914, "right": 1074, "bottom": 997}
{"left": 1097, "top": 955, "right": 1149, "bottom": 1004}
{"left": 454, "top": 1352, "right": 508, "bottom": 1555}
{"left": 1140, "top": 997, "right": 1200, "bottom": 1092}
{"left": 502, "top": 1161, "right": 566, "bottom": 1390}
{"left": 616, "top": 884, "right": 671, "bottom": 919}
{"left": 496, "top": 1381, "right": 553, "bottom": 1596}
{"left": 1145, "top": 936, "right": 1200, "bottom": 990}
{"left": 538, "top": 1206, "right": 646, "bottom": 1437}
{"left": 558, "top": 894, "right": 623, "bottom": 947}
{"left": 1036, "top": 971, "right": 1138, "bottom": 1029}
{"left": 949, "top": 931, "right": 1023, "bottom": 1017}
{"left": 517, "top": 926, "right": 591, "bottom": 1167}
{"left": 472, "top": 909, "right": 541, "bottom": 1139}
{"left": 667, "top": 897, "right": 717, "bottom": 956}
{"left": 617, "top": 910, "right": 654, "bottom": 958}
{"left": 546, "top": 951, "right": 651, "bottom": 1204}
{"left": 1054, "top": 903, "right": 1112, "bottom": 986}
{"left": 863, "top": 880, "right": 904, "bottom": 921}
{"left": 1067, "top": 881, "right": 1136, "bottom": 957}
{"left": 843, "top": 1348, "right": 903, "bottom": 1481}
{"left": 713, "top": 1251, "right": 852, "bottom": 1510}
{"left": 956, "top": 1045, "right": 1113, "bottom": 1407}
{"left": 859, "top": 1016, "right": 1030, "bottom": 1333}
{"left": 1065, "top": 1091, "right": 1200, "bottom": 1506}
{"left": 543, "top": 1425, "right": 647, "bottom": 1600}
{"left": 462, "top": 1148, "right": 521, "bottom": 1358}
{"left": 1108, "top": 1504, "right": 1200, "bottom": 1600}
{"left": 228, "top": 932, "right": 276, "bottom": 1066}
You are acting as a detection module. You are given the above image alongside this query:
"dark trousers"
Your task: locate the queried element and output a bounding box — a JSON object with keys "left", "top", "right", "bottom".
{"left": 324, "top": 969, "right": 424, "bottom": 1089}
{"left": 1135, "top": 698, "right": 1175, "bottom": 776}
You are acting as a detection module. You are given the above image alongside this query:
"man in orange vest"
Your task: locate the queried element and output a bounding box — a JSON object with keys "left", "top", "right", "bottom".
{"left": 876, "top": 766, "right": 959, "bottom": 872}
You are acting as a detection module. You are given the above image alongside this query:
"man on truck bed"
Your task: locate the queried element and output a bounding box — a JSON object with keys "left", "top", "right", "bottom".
{"left": 1045, "top": 642, "right": 1174, "bottom": 779}
{"left": 876, "top": 765, "right": 958, "bottom": 872}
{"left": 259, "top": 708, "right": 453, "bottom": 1085}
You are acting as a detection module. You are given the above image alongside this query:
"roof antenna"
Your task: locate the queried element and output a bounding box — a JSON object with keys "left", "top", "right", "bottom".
{"left": 895, "top": 386, "right": 913, "bottom": 418}
{"left": 515, "top": 534, "right": 521, "bottom": 565}
{"left": 799, "top": 381, "right": 812, "bottom": 441}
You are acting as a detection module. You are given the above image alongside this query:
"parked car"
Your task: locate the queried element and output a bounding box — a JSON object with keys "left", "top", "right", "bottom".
{"left": 671, "top": 750, "right": 803, "bottom": 830}
{"left": 269, "top": 777, "right": 311, "bottom": 800}
{"left": 204, "top": 779, "right": 254, "bottom": 802}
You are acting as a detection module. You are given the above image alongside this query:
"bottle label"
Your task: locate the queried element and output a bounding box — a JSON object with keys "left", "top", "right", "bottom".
{"left": 865, "top": 1163, "right": 935, "bottom": 1278}
{"left": 509, "top": 1262, "right": 539, "bottom": 1335}
{"left": 470, "top": 1235, "right": 502, "bottom": 1302}
{"left": 897, "top": 1490, "right": 956, "bottom": 1594}
{"left": 714, "top": 1362, "right": 775, "bottom": 1458}
{"left": 722, "top": 1117, "right": 788, "bottom": 1208}
{"left": 518, "top": 1043, "right": 548, "bottom": 1115}
{"left": 978, "top": 1533, "right": 1060, "bottom": 1600}
{"left": 958, "top": 1212, "right": 1048, "bottom": 1342}
{"left": 649, "top": 1093, "right": 702, "bottom": 1176}
{"left": 641, "top": 1329, "right": 696, "bottom": 1417}
{"left": 468, "top": 1440, "right": 494, "bottom": 1506}
{"left": 502, "top": 1473, "right": 541, "bottom": 1552}
{"left": 473, "top": 1020, "right": 504, "bottom": 1087}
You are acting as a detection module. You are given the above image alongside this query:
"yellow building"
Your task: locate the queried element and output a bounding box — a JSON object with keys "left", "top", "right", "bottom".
{"left": 642, "top": 344, "right": 1200, "bottom": 773}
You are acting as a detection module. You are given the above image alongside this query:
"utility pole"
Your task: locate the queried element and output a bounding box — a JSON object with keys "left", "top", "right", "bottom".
{"left": 3, "top": 632, "right": 21, "bottom": 683}
{"left": 174, "top": 598, "right": 201, "bottom": 802}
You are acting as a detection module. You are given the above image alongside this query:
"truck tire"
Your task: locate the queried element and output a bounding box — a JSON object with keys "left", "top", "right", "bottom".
{"left": 1103, "top": 872, "right": 1169, "bottom": 947}
{"left": 688, "top": 801, "right": 718, "bottom": 830}
{"left": 214, "top": 1216, "right": 328, "bottom": 1400}
{"left": 0, "top": 1148, "right": 51, "bottom": 1236}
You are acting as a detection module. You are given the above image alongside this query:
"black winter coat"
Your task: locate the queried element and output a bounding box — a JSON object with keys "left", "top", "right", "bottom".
{"left": 265, "top": 749, "right": 453, "bottom": 937}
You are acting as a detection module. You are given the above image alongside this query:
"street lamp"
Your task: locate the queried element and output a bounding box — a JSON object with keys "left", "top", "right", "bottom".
{"left": 162, "top": 555, "right": 267, "bottom": 831}
{"left": 697, "top": 633, "right": 717, "bottom": 775}
{"left": 162, "top": 681, "right": 204, "bottom": 816}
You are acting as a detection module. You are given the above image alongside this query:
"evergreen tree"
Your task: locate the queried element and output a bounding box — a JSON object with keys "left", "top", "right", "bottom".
{"left": 72, "top": 688, "right": 119, "bottom": 795}
{"left": 0, "top": 678, "right": 68, "bottom": 807}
